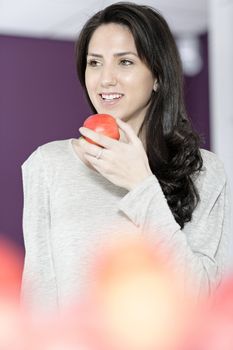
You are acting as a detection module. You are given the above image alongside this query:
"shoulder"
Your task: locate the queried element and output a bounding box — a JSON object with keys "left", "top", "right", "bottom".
{"left": 197, "top": 148, "right": 227, "bottom": 192}
{"left": 21, "top": 139, "right": 71, "bottom": 171}
{"left": 21, "top": 139, "right": 72, "bottom": 187}
{"left": 200, "top": 148, "right": 226, "bottom": 177}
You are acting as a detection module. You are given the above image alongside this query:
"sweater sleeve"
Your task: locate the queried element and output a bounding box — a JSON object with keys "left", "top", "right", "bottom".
{"left": 21, "top": 147, "right": 58, "bottom": 313}
{"left": 118, "top": 166, "right": 231, "bottom": 298}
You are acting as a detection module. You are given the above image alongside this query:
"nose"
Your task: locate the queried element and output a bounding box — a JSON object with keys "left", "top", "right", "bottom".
{"left": 100, "top": 65, "right": 117, "bottom": 87}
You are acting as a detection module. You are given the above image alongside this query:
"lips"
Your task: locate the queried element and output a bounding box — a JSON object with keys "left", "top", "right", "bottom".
{"left": 98, "top": 92, "right": 124, "bottom": 107}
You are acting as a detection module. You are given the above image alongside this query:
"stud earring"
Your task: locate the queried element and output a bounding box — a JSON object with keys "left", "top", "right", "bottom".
{"left": 153, "top": 81, "right": 158, "bottom": 91}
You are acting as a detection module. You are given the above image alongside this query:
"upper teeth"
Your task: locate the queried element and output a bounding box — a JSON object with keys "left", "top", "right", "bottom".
{"left": 101, "top": 93, "right": 122, "bottom": 100}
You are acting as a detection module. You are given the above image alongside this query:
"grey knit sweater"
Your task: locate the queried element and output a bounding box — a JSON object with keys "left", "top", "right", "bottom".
{"left": 21, "top": 138, "right": 231, "bottom": 312}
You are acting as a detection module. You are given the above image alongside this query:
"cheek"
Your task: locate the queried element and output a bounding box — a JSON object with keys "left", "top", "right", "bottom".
{"left": 140, "top": 74, "right": 154, "bottom": 95}
{"left": 85, "top": 70, "right": 97, "bottom": 93}
{"left": 122, "top": 72, "right": 137, "bottom": 86}
{"left": 123, "top": 71, "right": 154, "bottom": 91}
{"left": 125, "top": 75, "right": 154, "bottom": 101}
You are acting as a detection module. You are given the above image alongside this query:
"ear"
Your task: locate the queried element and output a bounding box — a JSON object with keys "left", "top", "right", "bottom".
{"left": 153, "top": 80, "right": 158, "bottom": 92}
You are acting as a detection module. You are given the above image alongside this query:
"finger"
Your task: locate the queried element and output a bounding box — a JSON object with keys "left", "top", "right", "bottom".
{"left": 115, "top": 118, "right": 139, "bottom": 144}
{"left": 79, "top": 136, "right": 103, "bottom": 157}
{"left": 79, "top": 127, "right": 117, "bottom": 149}
{"left": 84, "top": 153, "right": 104, "bottom": 170}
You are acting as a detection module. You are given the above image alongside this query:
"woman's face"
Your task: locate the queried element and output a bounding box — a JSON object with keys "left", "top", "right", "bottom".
{"left": 85, "top": 23, "right": 156, "bottom": 127}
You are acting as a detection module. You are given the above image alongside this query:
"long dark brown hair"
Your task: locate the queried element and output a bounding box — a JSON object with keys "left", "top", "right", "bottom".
{"left": 75, "top": 2, "right": 203, "bottom": 229}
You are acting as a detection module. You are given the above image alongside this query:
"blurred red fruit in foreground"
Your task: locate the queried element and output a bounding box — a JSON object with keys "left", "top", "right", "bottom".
{"left": 5, "top": 234, "right": 233, "bottom": 350}
{"left": 0, "top": 236, "right": 25, "bottom": 349}
{"left": 81, "top": 237, "right": 195, "bottom": 350}
{"left": 186, "top": 277, "right": 233, "bottom": 350}
{"left": 0, "top": 236, "right": 23, "bottom": 299}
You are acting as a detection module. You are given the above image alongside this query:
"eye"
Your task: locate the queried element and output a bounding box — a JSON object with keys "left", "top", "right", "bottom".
{"left": 87, "top": 59, "right": 101, "bottom": 67}
{"left": 120, "top": 59, "right": 134, "bottom": 66}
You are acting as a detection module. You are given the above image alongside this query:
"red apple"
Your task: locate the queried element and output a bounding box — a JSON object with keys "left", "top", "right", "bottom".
{"left": 83, "top": 114, "right": 120, "bottom": 146}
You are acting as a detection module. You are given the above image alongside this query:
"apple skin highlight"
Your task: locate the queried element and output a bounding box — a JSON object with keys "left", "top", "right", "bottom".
{"left": 83, "top": 114, "right": 120, "bottom": 145}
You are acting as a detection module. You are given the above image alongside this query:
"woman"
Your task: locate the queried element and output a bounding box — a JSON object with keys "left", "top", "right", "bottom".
{"left": 21, "top": 2, "right": 230, "bottom": 312}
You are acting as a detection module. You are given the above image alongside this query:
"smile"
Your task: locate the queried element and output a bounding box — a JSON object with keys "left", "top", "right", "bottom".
{"left": 99, "top": 93, "right": 124, "bottom": 101}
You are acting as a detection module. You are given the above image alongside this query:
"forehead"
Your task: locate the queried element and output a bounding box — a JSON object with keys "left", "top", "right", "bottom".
{"left": 88, "top": 23, "right": 137, "bottom": 52}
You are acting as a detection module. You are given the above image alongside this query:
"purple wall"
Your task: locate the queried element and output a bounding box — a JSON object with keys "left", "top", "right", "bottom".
{"left": 184, "top": 33, "right": 210, "bottom": 150}
{"left": 0, "top": 35, "right": 92, "bottom": 248}
{"left": 0, "top": 33, "right": 209, "bottom": 249}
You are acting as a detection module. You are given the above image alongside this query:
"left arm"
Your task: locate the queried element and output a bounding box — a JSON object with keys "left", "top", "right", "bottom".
{"left": 118, "top": 170, "right": 231, "bottom": 298}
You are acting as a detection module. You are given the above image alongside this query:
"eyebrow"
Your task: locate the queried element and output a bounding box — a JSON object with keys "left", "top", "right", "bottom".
{"left": 87, "top": 51, "right": 138, "bottom": 58}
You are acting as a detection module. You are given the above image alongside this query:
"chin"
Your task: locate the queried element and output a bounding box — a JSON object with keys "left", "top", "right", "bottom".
{"left": 98, "top": 110, "right": 120, "bottom": 119}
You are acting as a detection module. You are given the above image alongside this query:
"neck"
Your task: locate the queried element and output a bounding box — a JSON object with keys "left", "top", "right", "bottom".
{"left": 123, "top": 117, "right": 147, "bottom": 150}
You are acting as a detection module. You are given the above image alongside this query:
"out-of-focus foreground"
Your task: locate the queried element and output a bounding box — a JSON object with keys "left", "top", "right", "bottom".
{"left": 1, "top": 236, "right": 233, "bottom": 350}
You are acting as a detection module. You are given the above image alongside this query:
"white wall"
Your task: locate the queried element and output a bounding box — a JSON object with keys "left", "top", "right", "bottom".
{"left": 208, "top": 0, "right": 233, "bottom": 269}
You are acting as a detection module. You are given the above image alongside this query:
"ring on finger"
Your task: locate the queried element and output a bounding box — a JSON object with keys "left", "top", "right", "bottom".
{"left": 96, "top": 148, "right": 104, "bottom": 159}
